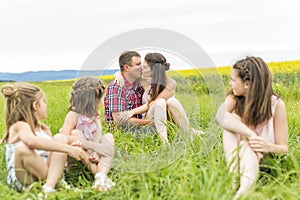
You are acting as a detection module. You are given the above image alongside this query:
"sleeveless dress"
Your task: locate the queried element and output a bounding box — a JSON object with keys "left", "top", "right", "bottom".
{"left": 75, "top": 114, "right": 100, "bottom": 141}
{"left": 5, "top": 128, "right": 52, "bottom": 191}
{"left": 248, "top": 95, "right": 280, "bottom": 144}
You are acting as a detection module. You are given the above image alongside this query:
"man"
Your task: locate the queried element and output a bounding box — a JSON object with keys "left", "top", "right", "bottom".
{"left": 104, "top": 51, "right": 151, "bottom": 126}
{"left": 104, "top": 51, "right": 171, "bottom": 144}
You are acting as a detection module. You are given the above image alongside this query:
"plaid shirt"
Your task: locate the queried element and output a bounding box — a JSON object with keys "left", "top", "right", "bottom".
{"left": 104, "top": 74, "right": 144, "bottom": 122}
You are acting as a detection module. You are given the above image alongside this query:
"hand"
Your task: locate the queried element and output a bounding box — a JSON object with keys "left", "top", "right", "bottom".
{"left": 113, "top": 71, "right": 124, "bottom": 87}
{"left": 249, "top": 136, "right": 272, "bottom": 153}
{"left": 67, "top": 146, "right": 86, "bottom": 160}
{"left": 70, "top": 140, "right": 87, "bottom": 150}
{"left": 117, "top": 111, "right": 133, "bottom": 124}
{"left": 89, "top": 151, "right": 100, "bottom": 164}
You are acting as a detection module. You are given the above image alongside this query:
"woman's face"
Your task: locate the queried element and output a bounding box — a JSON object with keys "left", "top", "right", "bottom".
{"left": 142, "top": 60, "right": 152, "bottom": 78}
{"left": 230, "top": 69, "right": 248, "bottom": 96}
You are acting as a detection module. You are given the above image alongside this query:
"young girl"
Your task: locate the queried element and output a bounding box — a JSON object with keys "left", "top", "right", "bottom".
{"left": 116, "top": 52, "right": 205, "bottom": 144}
{"left": 216, "top": 56, "right": 288, "bottom": 198}
{"left": 1, "top": 83, "right": 85, "bottom": 192}
{"left": 44, "top": 77, "right": 115, "bottom": 192}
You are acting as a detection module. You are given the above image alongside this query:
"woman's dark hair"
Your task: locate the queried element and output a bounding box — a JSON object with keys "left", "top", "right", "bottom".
{"left": 144, "top": 52, "right": 170, "bottom": 103}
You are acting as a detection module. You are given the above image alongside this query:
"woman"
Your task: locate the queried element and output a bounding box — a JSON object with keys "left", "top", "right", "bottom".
{"left": 117, "top": 52, "right": 205, "bottom": 144}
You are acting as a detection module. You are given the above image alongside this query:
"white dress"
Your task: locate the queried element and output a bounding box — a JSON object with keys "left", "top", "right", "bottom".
{"left": 5, "top": 128, "right": 52, "bottom": 191}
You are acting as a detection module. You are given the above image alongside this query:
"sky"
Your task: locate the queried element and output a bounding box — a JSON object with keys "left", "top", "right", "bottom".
{"left": 0, "top": 0, "right": 299, "bottom": 73}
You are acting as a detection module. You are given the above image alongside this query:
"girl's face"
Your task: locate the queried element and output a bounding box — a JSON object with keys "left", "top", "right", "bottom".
{"left": 95, "top": 98, "right": 102, "bottom": 116}
{"left": 142, "top": 61, "right": 152, "bottom": 78}
{"left": 34, "top": 94, "right": 47, "bottom": 120}
{"left": 230, "top": 69, "right": 248, "bottom": 96}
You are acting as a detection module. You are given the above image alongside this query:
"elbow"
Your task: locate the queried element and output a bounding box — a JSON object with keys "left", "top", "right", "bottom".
{"left": 24, "top": 139, "right": 36, "bottom": 149}
{"left": 215, "top": 103, "right": 225, "bottom": 126}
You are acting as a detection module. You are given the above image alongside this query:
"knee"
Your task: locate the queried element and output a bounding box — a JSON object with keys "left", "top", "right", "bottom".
{"left": 153, "top": 98, "right": 167, "bottom": 108}
{"left": 15, "top": 142, "right": 33, "bottom": 157}
{"left": 103, "top": 133, "right": 114, "bottom": 145}
{"left": 166, "top": 97, "right": 177, "bottom": 107}
{"left": 102, "top": 134, "right": 115, "bottom": 157}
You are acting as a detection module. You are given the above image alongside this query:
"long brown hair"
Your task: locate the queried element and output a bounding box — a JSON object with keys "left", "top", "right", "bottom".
{"left": 229, "top": 56, "right": 277, "bottom": 126}
{"left": 144, "top": 53, "right": 170, "bottom": 104}
{"left": 1, "top": 83, "right": 43, "bottom": 143}
{"left": 69, "top": 77, "right": 106, "bottom": 117}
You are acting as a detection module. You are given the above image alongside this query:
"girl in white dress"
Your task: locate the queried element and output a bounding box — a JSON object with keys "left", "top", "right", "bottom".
{"left": 1, "top": 83, "right": 85, "bottom": 192}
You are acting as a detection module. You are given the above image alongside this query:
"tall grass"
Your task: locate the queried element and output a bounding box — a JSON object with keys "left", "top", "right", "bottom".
{"left": 0, "top": 60, "right": 299, "bottom": 199}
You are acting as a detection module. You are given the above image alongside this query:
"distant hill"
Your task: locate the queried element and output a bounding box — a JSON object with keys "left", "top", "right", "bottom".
{"left": 0, "top": 69, "right": 118, "bottom": 82}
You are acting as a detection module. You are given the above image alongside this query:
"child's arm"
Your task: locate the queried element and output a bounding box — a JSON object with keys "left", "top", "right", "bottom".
{"left": 60, "top": 111, "right": 77, "bottom": 135}
{"left": 216, "top": 95, "right": 257, "bottom": 138}
{"left": 13, "top": 121, "right": 85, "bottom": 160}
{"left": 93, "top": 117, "right": 103, "bottom": 143}
{"left": 249, "top": 99, "right": 288, "bottom": 154}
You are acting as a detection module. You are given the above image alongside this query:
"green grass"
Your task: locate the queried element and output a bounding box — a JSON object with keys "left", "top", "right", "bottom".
{"left": 0, "top": 62, "right": 300, "bottom": 199}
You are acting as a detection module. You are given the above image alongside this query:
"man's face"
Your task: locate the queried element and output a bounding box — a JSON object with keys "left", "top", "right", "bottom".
{"left": 127, "top": 56, "right": 142, "bottom": 81}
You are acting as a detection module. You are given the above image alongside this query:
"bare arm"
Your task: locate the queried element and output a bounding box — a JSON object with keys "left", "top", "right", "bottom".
{"left": 118, "top": 77, "right": 177, "bottom": 118}
{"left": 156, "top": 77, "right": 177, "bottom": 100}
{"left": 249, "top": 99, "right": 289, "bottom": 154}
{"left": 59, "top": 111, "right": 77, "bottom": 135}
{"left": 216, "top": 95, "right": 257, "bottom": 138}
{"left": 12, "top": 121, "right": 85, "bottom": 160}
{"left": 93, "top": 117, "right": 103, "bottom": 143}
{"left": 272, "top": 99, "right": 289, "bottom": 153}
{"left": 112, "top": 112, "right": 151, "bottom": 126}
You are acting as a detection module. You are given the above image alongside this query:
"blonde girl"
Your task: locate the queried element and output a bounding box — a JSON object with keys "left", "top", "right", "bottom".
{"left": 1, "top": 83, "right": 85, "bottom": 192}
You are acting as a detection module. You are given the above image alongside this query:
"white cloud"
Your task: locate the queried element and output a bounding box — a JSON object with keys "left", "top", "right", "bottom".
{"left": 0, "top": 0, "right": 299, "bottom": 72}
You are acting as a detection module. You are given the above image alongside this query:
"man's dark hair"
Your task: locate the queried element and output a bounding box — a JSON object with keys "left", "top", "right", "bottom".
{"left": 119, "top": 51, "right": 140, "bottom": 72}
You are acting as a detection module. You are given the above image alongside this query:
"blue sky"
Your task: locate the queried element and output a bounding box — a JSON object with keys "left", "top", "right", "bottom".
{"left": 0, "top": 0, "right": 299, "bottom": 72}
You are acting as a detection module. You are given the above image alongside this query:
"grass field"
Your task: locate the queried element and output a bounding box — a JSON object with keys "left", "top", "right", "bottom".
{"left": 0, "top": 60, "right": 300, "bottom": 200}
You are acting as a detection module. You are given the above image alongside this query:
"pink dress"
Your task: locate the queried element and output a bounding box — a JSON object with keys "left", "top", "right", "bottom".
{"left": 75, "top": 114, "right": 99, "bottom": 141}
{"left": 250, "top": 95, "right": 280, "bottom": 144}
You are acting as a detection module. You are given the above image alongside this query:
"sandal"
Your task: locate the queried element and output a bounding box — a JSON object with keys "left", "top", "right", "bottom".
{"left": 93, "top": 172, "right": 115, "bottom": 191}
{"left": 42, "top": 184, "right": 56, "bottom": 194}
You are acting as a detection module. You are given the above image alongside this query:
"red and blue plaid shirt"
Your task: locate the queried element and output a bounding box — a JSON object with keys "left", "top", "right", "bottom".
{"left": 104, "top": 74, "right": 144, "bottom": 122}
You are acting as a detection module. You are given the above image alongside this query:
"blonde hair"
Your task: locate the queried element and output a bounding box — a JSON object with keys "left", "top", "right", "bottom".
{"left": 1, "top": 83, "right": 44, "bottom": 143}
{"left": 69, "top": 77, "right": 105, "bottom": 117}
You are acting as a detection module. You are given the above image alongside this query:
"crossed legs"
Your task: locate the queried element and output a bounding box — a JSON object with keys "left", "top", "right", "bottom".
{"left": 14, "top": 142, "right": 49, "bottom": 186}
{"left": 146, "top": 98, "right": 168, "bottom": 144}
{"left": 222, "top": 129, "right": 259, "bottom": 199}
